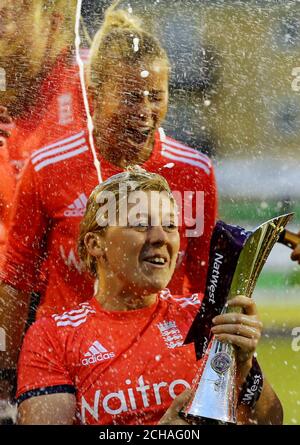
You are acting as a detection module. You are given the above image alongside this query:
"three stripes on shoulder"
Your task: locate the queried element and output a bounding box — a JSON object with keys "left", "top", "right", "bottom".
{"left": 52, "top": 302, "right": 95, "bottom": 328}
{"left": 31, "top": 131, "right": 212, "bottom": 174}
{"left": 31, "top": 131, "right": 88, "bottom": 172}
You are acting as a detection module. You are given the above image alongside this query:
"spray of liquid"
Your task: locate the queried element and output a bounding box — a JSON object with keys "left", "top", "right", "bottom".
{"left": 75, "top": 0, "right": 103, "bottom": 184}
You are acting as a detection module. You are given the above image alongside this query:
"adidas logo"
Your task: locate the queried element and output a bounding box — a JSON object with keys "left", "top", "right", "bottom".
{"left": 64, "top": 193, "right": 87, "bottom": 217}
{"left": 82, "top": 341, "right": 115, "bottom": 366}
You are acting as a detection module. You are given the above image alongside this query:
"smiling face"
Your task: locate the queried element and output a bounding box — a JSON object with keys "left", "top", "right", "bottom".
{"left": 92, "top": 57, "right": 169, "bottom": 167}
{"left": 89, "top": 190, "right": 180, "bottom": 308}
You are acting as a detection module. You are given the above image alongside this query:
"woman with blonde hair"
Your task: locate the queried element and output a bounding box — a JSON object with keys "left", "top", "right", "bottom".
{"left": 0, "top": 3, "right": 216, "bottom": 407}
{"left": 16, "top": 168, "right": 282, "bottom": 425}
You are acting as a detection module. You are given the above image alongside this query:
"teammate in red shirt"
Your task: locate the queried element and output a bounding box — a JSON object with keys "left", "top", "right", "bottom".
{"left": 0, "top": 8, "right": 216, "bottom": 312}
{"left": 17, "top": 168, "right": 282, "bottom": 425}
{"left": 0, "top": 7, "right": 216, "bottom": 398}
{"left": 0, "top": 0, "right": 86, "bottom": 277}
{"left": 17, "top": 292, "right": 201, "bottom": 425}
{"left": 0, "top": 1, "right": 84, "bottom": 178}
{"left": 1, "top": 129, "right": 216, "bottom": 319}
{"left": 0, "top": 107, "right": 15, "bottom": 255}
{"left": 7, "top": 50, "right": 87, "bottom": 179}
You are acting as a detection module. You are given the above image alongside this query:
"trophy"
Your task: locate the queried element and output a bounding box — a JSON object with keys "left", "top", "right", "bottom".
{"left": 180, "top": 213, "right": 293, "bottom": 424}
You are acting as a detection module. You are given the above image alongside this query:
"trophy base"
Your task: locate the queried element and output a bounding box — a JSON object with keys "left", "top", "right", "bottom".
{"left": 179, "top": 410, "right": 235, "bottom": 425}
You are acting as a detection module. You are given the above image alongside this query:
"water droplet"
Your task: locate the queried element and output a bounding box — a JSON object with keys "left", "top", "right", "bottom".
{"left": 133, "top": 37, "right": 139, "bottom": 52}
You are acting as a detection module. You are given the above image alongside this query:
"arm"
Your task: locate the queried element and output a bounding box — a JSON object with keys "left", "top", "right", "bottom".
{"left": 212, "top": 296, "right": 283, "bottom": 425}
{"left": 291, "top": 231, "right": 300, "bottom": 264}
{"left": 18, "top": 393, "right": 76, "bottom": 425}
{"left": 0, "top": 283, "right": 30, "bottom": 398}
{"left": 237, "top": 370, "right": 283, "bottom": 425}
{"left": 0, "top": 161, "right": 49, "bottom": 397}
{"left": 17, "top": 318, "right": 76, "bottom": 425}
{"left": 0, "top": 106, "right": 15, "bottom": 230}
{"left": 160, "top": 297, "right": 282, "bottom": 425}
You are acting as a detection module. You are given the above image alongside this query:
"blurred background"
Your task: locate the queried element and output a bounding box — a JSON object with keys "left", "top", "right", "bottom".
{"left": 81, "top": 0, "right": 300, "bottom": 424}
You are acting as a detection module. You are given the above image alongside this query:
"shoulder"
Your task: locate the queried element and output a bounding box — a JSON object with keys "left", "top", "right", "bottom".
{"left": 22, "top": 315, "right": 59, "bottom": 350}
{"left": 159, "top": 289, "right": 203, "bottom": 312}
{"left": 51, "top": 301, "right": 97, "bottom": 329}
{"left": 29, "top": 130, "right": 90, "bottom": 174}
{"left": 158, "top": 130, "right": 213, "bottom": 176}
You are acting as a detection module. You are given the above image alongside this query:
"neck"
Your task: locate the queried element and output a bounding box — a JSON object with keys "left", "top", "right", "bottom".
{"left": 95, "top": 290, "right": 157, "bottom": 311}
{"left": 94, "top": 131, "right": 155, "bottom": 169}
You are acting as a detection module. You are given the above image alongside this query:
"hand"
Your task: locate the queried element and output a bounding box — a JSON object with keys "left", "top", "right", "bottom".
{"left": 158, "top": 389, "right": 192, "bottom": 425}
{"left": 291, "top": 231, "right": 300, "bottom": 264}
{"left": 211, "top": 295, "right": 263, "bottom": 365}
{"left": 0, "top": 106, "right": 13, "bottom": 147}
{"left": 0, "top": 399, "right": 17, "bottom": 425}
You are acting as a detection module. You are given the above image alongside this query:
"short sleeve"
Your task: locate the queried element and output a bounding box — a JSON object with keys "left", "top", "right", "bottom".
{"left": 16, "top": 317, "right": 74, "bottom": 404}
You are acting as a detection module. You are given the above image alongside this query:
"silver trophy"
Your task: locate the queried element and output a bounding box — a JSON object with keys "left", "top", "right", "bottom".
{"left": 180, "top": 213, "right": 293, "bottom": 424}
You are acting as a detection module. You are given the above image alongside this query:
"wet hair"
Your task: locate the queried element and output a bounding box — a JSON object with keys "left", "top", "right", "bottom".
{"left": 78, "top": 166, "right": 174, "bottom": 277}
{"left": 87, "top": 4, "right": 169, "bottom": 97}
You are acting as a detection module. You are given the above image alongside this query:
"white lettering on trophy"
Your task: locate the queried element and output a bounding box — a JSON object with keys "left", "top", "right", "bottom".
{"left": 241, "top": 374, "right": 262, "bottom": 404}
{"left": 291, "top": 327, "right": 300, "bottom": 352}
{"left": 208, "top": 253, "right": 223, "bottom": 304}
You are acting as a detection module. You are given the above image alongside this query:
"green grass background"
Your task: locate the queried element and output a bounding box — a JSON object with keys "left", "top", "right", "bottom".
{"left": 257, "top": 337, "right": 300, "bottom": 425}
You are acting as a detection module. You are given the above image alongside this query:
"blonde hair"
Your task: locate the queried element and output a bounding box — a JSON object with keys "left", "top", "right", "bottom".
{"left": 78, "top": 166, "right": 174, "bottom": 277}
{"left": 87, "top": 5, "right": 169, "bottom": 97}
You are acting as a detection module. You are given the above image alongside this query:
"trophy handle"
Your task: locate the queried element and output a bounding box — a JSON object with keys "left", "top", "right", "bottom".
{"left": 278, "top": 229, "right": 300, "bottom": 250}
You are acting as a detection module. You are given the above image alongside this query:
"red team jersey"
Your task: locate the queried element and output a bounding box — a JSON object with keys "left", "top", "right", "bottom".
{"left": 0, "top": 127, "right": 217, "bottom": 318}
{"left": 0, "top": 145, "right": 15, "bottom": 254}
{"left": 6, "top": 50, "right": 87, "bottom": 178}
{"left": 17, "top": 290, "right": 203, "bottom": 425}
{"left": 1, "top": 49, "right": 87, "bottom": 256}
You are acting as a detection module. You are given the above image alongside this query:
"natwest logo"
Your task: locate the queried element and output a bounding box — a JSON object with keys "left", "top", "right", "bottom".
{"left": 82, "top": 340, "right": 115, "bottom": 366}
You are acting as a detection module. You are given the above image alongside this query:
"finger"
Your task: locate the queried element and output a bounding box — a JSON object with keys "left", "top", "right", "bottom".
{"left": 213, "top": 313, "right": 263, "bottom": 329}
{"left": 215, "top": 334, "right": 258, "bottom": 352}
{"left": 291, "top": 247, "right": 300, "bottom": 261}
{"left": 158, "top": 389, "right": 192, "bottom": 425}
{"left": 169, "top": 389, "right": 192, "bottom": 412}
{"left": 211, "top": 323, "right": 261, "bottom": 339}
{"left": 0, "top": 137, "right": 6, "bottom": 146}
{"left": 0, "top": 129, "right": 10, "bottom": 138}
{"left": 226, "top": 296, "right": 258, "bottom": 316}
